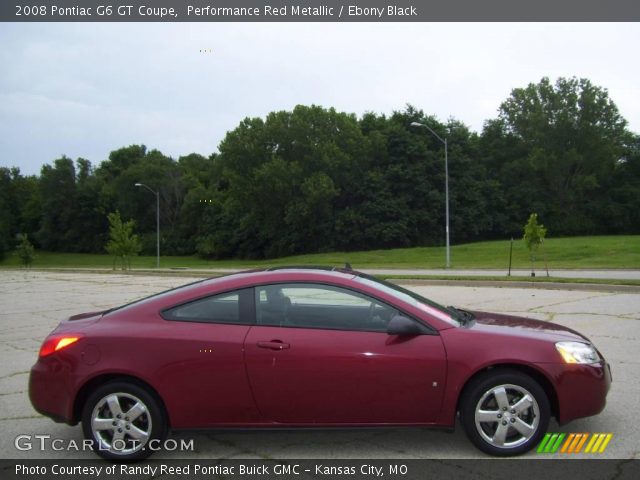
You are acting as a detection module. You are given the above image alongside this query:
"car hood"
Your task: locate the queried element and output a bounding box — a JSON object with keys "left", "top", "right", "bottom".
{"left": 467, "top": 310, "right": 590, "bottom": 343}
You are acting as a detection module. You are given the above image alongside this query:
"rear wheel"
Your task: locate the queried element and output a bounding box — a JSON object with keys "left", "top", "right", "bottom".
{"left": 81, "top": 381, "right": 166, "bottom": 461}
{"left": 461, "top": 370, "right": 550, "bottom": 456}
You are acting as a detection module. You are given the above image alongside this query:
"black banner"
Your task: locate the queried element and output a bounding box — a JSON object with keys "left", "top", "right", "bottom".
{"left": 2, "top": 459, "right": 640, "bottom": 480}
{"left": 1, "top": 0, "right": 640, "bottom": 22}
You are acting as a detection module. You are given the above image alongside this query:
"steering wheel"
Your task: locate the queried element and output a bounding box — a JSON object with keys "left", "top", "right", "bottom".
{"left": 368, "top": 301, "right": 376, "bottom": 321}
{"left": 368, "top": 301, "right": 386, "bottom": 330}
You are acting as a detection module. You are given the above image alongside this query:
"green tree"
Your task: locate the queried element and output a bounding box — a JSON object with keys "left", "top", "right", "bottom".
{"left": 348, "top": 107, "right": 499, "bottom": 251}
{"left": 596, "top": 134, "right": 640, "bottom": 233}
{"left": 16, "top": 233, "right": 35, "bottom": 267}
{"left": 105, "top": 211, "right": 141, "bottom": 270}
{"left": 177, "top": 153, "right": 219, "bottom": 254}
{"left": 0, "top": 168, "right": 14, "bottom": 260}
{"left": 0, "top": 234, "right": 6, "bottom": 261}
{"left": 11, "top": 170, "right": 41, "bottom": 246}
{"left": 493, "top": 77, "right": 631, "bottom": 235}
{"left": 37, "top": 157, "right": 78, "bottom": 251}
{"left": 74, "top": 159, "right": 107, "bottom": 252}
{"left": 213, "top": 105, "right": 368, "bottom": 258}
{"left": 3, "top": 88, "right": 636, "bottom": 261}
{"left": 97, "top": 146, "right": 189, "bottom": 255}
{"left": 0, "top": 168, "right": 44, "bottom": 259}
{"left": 523, "top": 213, "right": 547, "bottom": 276}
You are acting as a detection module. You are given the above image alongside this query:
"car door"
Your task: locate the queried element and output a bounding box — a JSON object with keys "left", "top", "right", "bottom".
{"left": 243, "top": 283, "right": 447, "bottom": 425}
{"left": 152, "top": 288, "right": 259, "bottom": 427}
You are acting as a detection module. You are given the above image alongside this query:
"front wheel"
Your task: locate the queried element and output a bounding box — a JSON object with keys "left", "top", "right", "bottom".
{"left": 461, "top": 370, "right": 550, "bottom": 456}
{"left": 82, "top": 381, "right": 166, "bottom": 461}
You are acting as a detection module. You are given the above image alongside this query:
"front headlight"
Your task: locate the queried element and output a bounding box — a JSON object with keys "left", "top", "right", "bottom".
{"left": 555, "top": 341, "right": 601, "bottom": 364}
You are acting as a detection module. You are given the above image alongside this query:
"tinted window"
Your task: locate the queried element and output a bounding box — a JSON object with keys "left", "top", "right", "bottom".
{"left": 163, "top": 288, "right": 252, "bottom": 324}
{"left": 255, "top": 283, "right": 398, "bottom": 332}
{"left": 105, "top": 278, "right": 207, "bottom": 315}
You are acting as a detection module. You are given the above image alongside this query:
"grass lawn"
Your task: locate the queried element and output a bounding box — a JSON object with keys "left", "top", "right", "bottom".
{"left": 1, "top": 236, "right": 639, "bottom": 270}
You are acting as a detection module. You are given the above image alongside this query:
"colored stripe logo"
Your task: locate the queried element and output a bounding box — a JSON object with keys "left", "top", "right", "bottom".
{"left": 537, "top": 433, "right": 613, "bottom": 454}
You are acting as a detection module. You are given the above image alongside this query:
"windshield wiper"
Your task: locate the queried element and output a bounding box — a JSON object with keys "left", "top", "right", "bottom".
{"left": 447, "top": 306, "right": 475, "bottom": 325}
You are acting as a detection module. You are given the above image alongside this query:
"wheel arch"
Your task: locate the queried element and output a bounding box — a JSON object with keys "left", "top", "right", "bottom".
{"left": 73, "top": 374, "right": 170, "bottom": 427}
{"left": 456, "top": 363, "right": 560, "bottom": 421}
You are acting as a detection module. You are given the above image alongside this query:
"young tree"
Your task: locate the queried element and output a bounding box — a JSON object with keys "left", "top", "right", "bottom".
{"left": 16, "top": 233, "right": 35, "bottom": 267}
{"left": 105, "top": 211, "right": 141, "bottom": 270}
{"left": 523, "top": 213, "right": 547, "bottom": 277}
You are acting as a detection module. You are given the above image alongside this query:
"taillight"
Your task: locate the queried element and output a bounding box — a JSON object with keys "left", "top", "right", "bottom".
{"left": 39, "top": 335, "right": 82, "bottom": 357}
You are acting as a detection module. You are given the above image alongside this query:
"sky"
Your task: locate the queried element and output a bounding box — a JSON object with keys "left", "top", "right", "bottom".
{"left": 1, "top": 22, "right": 639, "bottom": 175}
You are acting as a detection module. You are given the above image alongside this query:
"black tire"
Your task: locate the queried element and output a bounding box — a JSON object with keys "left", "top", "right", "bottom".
{"left": 460, "top": 369, "right": 550, "bottom": 456}
{"left": 81, "top": 381, "right": 166, "bottom": 461}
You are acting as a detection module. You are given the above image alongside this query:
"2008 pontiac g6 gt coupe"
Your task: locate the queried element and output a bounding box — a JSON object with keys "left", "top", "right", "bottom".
{"left": 29, "top": 267, "right": 611, "bottom": 460}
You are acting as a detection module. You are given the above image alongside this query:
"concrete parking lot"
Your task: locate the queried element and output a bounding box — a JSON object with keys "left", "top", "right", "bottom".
{"left": 0, "top": 271, "right": 638, "bottom": 459}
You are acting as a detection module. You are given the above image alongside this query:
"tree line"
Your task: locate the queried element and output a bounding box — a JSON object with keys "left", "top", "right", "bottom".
{"left": 1, "top": 77, "right": 639, "bottom": 261}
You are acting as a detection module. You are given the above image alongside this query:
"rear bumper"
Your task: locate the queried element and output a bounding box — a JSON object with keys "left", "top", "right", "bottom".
{"left": 29, "top": 359, "right": 77, "bottom": 425}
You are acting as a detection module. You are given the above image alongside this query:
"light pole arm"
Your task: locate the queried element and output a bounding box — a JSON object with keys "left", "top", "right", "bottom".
{"left": 410, "top": 122, "right": 446, "bottom": 145}
{"left": 135, "top": 182, "right": 157, "bottom": 197}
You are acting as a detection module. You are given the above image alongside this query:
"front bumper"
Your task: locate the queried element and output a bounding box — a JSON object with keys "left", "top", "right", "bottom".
{"left": 543, "top": 360, "right": 612, "bottom": 424}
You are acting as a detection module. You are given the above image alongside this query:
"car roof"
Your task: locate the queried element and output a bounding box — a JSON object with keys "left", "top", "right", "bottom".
{"left": 106, "top": 266, "right": 362, "bottom": 316}
{"left": 201, "top": 266, "right": 359, "bottom": 288}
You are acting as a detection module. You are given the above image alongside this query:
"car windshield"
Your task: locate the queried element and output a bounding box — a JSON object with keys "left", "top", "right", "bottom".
{"left": 354, "top": 274, "right": 460, "bottom": 326}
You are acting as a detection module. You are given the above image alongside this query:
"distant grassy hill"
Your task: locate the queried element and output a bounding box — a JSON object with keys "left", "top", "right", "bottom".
{"left": 1, "top": 236, "right": 638, "bottom": 270}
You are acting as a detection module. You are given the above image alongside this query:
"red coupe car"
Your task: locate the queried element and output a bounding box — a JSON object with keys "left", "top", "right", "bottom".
{"left": 29, "top": 267, "right": 611, "bottom": 460}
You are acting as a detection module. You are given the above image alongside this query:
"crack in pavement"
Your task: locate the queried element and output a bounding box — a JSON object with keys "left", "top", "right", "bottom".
{"left": 0, "top": 371, "right": 29, "bottom": 381}
{"left": 0, "top": 390, "right": 27, "bottom": 396}
{"left": 2, "top": 343, "right": 37, "bottom": 353}
{"left": 525, "top": 292, "right": 617, "bottom": 312}
{"left": 0, "top": 414, "right": 43, "bottom": 421}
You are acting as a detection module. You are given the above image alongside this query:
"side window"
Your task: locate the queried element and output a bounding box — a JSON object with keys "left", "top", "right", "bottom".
{"left": 255, "top": 283, "right": 398, "bottom": 332}
{"left": 162, "top": 288, "right": 252, "bottom": 324}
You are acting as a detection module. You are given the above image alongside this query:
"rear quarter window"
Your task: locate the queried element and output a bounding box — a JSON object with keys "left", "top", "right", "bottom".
{"left": 161, "top": 288, "right": 253, "bottom": 324}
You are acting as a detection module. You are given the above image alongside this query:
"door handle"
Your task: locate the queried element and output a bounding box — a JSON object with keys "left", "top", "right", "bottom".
{"left": 257, "top": 340, "right": 290, "bottom": 350}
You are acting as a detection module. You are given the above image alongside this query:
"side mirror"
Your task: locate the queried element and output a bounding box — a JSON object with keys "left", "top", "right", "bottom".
{"left": 387, "top": 315, "right": 423, "bottom": 336}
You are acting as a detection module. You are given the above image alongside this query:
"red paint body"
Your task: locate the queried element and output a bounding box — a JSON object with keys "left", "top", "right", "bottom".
{"left": 29, "top": 270, "right": 611, "bottom": 434}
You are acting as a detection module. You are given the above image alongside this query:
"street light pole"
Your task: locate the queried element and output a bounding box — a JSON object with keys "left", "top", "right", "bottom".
{"left": 444, "top": 136, "right": 450, "bottom": 269}
{"left": 134, "top": 183, "right": 160, "bottom": 268}
{"left": 410, "top": 121, "right": 451, "bottom": 269}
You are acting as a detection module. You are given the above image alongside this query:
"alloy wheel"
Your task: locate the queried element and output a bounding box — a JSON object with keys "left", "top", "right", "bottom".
{"left": 90, "top": 392, "right": 152, "bottom": 455}
{"left": 474, "top": 383, "right": 540, "bottom": 449}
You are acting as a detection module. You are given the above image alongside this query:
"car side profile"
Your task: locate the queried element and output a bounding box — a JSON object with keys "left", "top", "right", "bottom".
{"left": 29, "top": 267, "right": 611, "bottom": 460}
